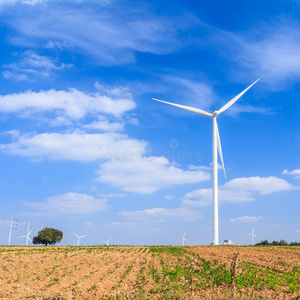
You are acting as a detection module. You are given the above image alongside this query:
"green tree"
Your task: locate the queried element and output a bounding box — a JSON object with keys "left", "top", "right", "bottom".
{"left": 255, "top": 240, "right": 269, "bottom": 246}
{"left": 32, "top": 227, "right": 63, "bottom": 246}
{"left": 279, "top": 239, "right": 288, "bottom": 246}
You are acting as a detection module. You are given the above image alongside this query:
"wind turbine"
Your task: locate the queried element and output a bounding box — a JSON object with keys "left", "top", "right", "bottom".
{"left": 246, "top": 226, "right": 257, "bottom": 246}
{"left": 72, "top": 232, "right": 87, "bottom": 246}
{"left": 178, "top": 232, "right": 188, "bottom": 246}
{"left": 295, "top": 229, "right": 300, "bottom": 233}
{"left": 102, "top": 238, "right": 112, "bottom": 246}
{"left": 152, "top": 79, "right": 260, "bottom": 245}
{"left": 18, "top": 222, "right": 33, "bottom": 246}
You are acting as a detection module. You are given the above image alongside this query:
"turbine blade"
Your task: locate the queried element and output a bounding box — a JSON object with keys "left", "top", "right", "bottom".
{"left": 152, "top": 98, "right": 213, "bottom": 118}
{"left": 253, "top": 234, "right": 257, "bottom": 238}
{"left": 217, "top": 79, "right": 260, "bottom": 115}
{"left": 17, "top": 235, "right": 27, "bottom": 238}
{"left": 216, "top": 120, "right": 226, "bottom": 178}
{"left": 295, "top": 229, "right": 300, "bottom": 233}
{"left": 72, "top": 232, "right": 79, "bottom": 238}
{"left": 80, "top": 235, "right": 87, "bottom": 238}
{"left": 28, "top": 237, "right": 32, "bottom": 243}
{"left": 29, "top": 228, "right": 33, "bottom": 235}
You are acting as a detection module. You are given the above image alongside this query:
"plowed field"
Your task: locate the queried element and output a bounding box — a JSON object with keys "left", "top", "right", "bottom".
{"left": 0, "top": 245, "right": 299, "bottom": 299}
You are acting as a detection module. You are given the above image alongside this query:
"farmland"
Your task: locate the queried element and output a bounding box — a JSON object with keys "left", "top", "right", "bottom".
{"left": 0, "top": 245, "right": 299, "bottom": 299}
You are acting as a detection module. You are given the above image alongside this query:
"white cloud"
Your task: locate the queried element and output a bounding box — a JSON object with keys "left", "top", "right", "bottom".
{"left": 94, "top": 82, "right": 132, "bottom": 99}
{"left": 1, "top": 129, "right": 20, "bottom": 138}
{"left": 3, "top": 71, "right": 29, "bottom": 81}
{"left": 0, "top": 0, "right": 48, "bottom": 7}
{"left": 182, "top": 176, "right": 294, "bottom": 207}
{"left": 119, "top": 207, "right": 201, "bottom": 223}
{"left": 165, "top": 77, "right": 217, "bottom": 110}
{"left": 213, "top": 19, "right": 300, "bottom": 89}
{"left": 0, "top": 88, "right": 135, "bottom": 121}
{"left": 240, "top": 23, "right": 300, "bottom": 88}
{"left": 283, "top": 169, "right": 300, "bottom": 179}
{"left": 20, "top": 0, "right": 47, "bottom": 5}
{"left": 230, "top": 216, "right": 262, "bottom": 223}
{"left": 222, "top": 104, "right": 272, "bottom": 117}
{"left": 83, "top": 120, "right": 124, "bottom": 132}
{"left": 0, "top": 131, "right": 146, "bottom": 162}
{"left": 97, "top": 157, "right": 210, "bottom": 194}
{"left": 5, "top": 4, "right": 196, "bottom": 65}
{"left": 3, "top": 51, "right": 71, "bottom": 81}
{"left": 25, "top": 192, "right": 108, "bottom": 214}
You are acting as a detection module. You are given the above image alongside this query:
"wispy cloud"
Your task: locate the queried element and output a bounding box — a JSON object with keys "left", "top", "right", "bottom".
{"left": 25, "top": 192, "right": 109, "bottom": 214}
{"left": 230, "top": 216, "right": 262, "bottom": 223}
{"left": 238, "top": 21, "right": 300, "bottom": 89}
{"left": 209, "top": 18, "right": 300, "bottom": 89}
{"left": 82, "top": 120, "right": 124, "bottom": 132}
{"left": 0, "top": 0, "right": 38, "bottom": 7}
{"left": 97, "top": 157, "right": 210, "bottom": 194}
{"left": 182, "top": 176, "right": 294, "bottom": 207}
{"left": 3, "top": 51, "right": 71, "bottom": 81}
{"left": 161, "top": 77, "right": 217, "bottom": 110}
{"left": 283, "top": 169, "right": 300, "bottom": 179}
{"left": 119, "top": 207, "right": 201, "bottom": 223}
{"left": 3, "top": 2, "right": 197, "bottom": 65}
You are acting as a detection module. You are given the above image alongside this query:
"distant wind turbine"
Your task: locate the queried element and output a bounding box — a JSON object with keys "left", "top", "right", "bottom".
{"left": 152, "top": 79, "right": 260, "bottom": 245}
{"left": 102, "top": 238, "right": 112, "bottom": 246}
{"left": 246, "top": 226, "right": 257, "bottom": 246}
{"left": 72, "top": 232, "right": 87, "bottom": 246}
{"left": 178, "top": 232, "right": 188, "bottom": 246}
{"left": 18, "top": 222, "right": 33, "bottom": 246}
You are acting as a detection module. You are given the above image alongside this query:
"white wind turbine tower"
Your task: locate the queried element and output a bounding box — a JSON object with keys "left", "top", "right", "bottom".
{"left": 18, "top": 222, "right": 33, "bottom": 246}
{"left": 247, "top": 226, "right": 257, "bottom": 246}
{"left": 152, "top": 79, "right": 260, "bottom": 245}
{"left": 178, "top": 232, "right": 188, "bottom": 246}
{"left": 102, "top": 238, "right": 112, "bottom": 246}
{"left": 72, "top": 232, "right": 87, "bottom": 246}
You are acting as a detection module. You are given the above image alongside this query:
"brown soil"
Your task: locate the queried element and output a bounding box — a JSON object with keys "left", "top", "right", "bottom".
{"left": 0, "top": 245, "right": 299, "bottom": 299}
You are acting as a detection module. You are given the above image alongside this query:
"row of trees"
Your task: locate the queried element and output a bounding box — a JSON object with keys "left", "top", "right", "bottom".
{"left": 255, "top": 240, "right": 300, "bottom": 246}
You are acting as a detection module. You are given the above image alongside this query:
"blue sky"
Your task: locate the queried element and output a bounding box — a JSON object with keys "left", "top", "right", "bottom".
{"left": 0, "top": 0, "right": 299, "bottom": 246}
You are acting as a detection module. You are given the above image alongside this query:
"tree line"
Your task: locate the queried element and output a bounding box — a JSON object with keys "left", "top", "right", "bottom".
{"left": 255, "top": 240, "right": 300, "bottom": 246}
